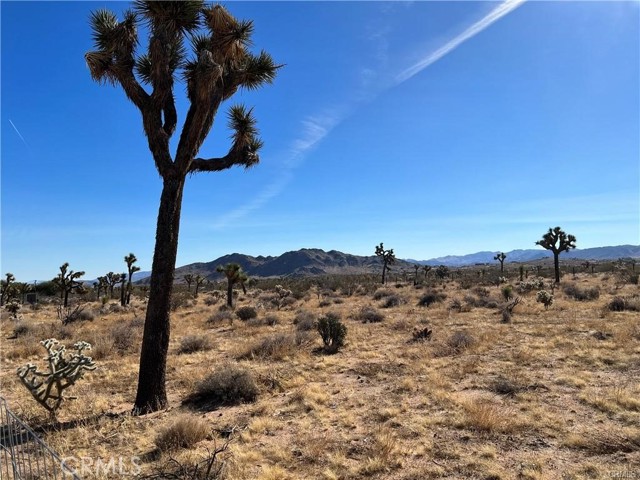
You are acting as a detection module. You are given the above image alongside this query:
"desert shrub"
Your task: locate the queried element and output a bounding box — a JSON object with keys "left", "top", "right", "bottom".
{"left": 13, "top": 321, "right": 34, "bottom": 338}
{"left": 155, "top": 415, "right": 210, "bottom": 452}
{"left": 417, "top": 291, "right": 446, "bottom": 307}
{"left": 171, "top": 291, "right": 194, "bottom": 311}
{"left": 204, "top": 295, "right": 219, "bottom": 306}
{"left": 185, "top": 364, "right": 258, "bottom": 408}
{"left": 264, "top": 314, "right": 279, "bottom": 326}
{"left": 609, "top": 296, "right": 640, "bottom": 312}
{"left": 501, "top": 285, "right": 513, "bottom": 301}
{"left": 373, "top": 288, "right": 394, "bottom": 300}
{"left": 293, "top": 310, "right": 316, "bottom": 331}
{"left": 411, "top": 326, "right": 432, "bottom": 342}
{"left": 501, "top": 309, "right": 512, "bottom": 323}
{"left": 280, "top": 296, "right": 297, "bottom": 308}
{"left": 178, "top": 335, "right": 213, "bottom": 354}
{"left": 235, "top": 306, "right": 258, "bottom": 321}
{"left": 110, "top": 321, "right": 141, "bottom": 354}
{"left": 317, "top": 312, "right": 347, "bottom": 354}
{"left": 563, "top": 284, "right": 600, "bottom": 301}
{"left": 443, "top": 330, "right": 475, "bottom": 354}
{"left": 473, "top": 286, "right": 490, "bottom": 298}
{"left": 207, "top": 311, "right": 234, "bottom": 324}
{"left": 516, "top": 278, "right": 545, "bottom": 293}
{"left": 58, "top": 304, "right": 91, "bottom": 325}
{"left": 356, "top": 306, "right": 385, "bottom": 323}
{"left": 318, "top": 299, "right": 332, "bottom": 308}
{"left": 238, "top": 333, "right": 309, "bottom": 360}
{"left": 139, "top": 445, "right": 228, "bottom": 480}
{"left": 380, "top": 294, "right": 404, "bottom": 308}
{"left": 5, "top": 300, "right": 22, "bottom": 319}
{"left": 536, "top": 290, "right": 554, "bottom": 309}
{"left": 333, "top": 297, "right": 344, "bottom": 304}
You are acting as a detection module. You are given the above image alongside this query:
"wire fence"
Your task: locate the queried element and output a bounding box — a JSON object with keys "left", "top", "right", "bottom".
{"left": 0, "top": 396, "right": 80, "bottom": 480}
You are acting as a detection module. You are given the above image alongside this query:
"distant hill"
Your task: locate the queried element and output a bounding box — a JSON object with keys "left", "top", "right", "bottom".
{"left": 137, "top": 248, "right": 418, "bottom": 284}
{"left": 80, "top": 244, "right": 640, "bottom": 285}
{"left": 407, "top": 245, "right": 640, "bottom": 267}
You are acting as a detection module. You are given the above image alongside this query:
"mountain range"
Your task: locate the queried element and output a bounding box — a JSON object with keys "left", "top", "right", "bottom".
{"left": 131, "top": 244, "right": 639, "bottom": 283}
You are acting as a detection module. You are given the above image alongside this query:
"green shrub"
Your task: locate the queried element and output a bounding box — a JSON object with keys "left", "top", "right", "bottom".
{"left": 501, "top": 285, "right": 513, "bottom": 301}
{"left": 317, "top": 312, "right": 347, "bottom": 354}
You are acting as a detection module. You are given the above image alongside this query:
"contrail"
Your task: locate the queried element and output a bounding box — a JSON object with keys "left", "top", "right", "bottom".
{"left": 214, "top": 0, "right": 525, "bottom": 228}
{"left": 9, "top": 119, "right": 30, "bottom": 150}
{"left": 396, "top": 0, "right": 527, "bottom": 84}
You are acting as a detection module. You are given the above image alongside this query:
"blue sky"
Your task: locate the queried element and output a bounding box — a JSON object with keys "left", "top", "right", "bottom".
{"left": 1, "top": 1, "right": 638, "bottom": 281}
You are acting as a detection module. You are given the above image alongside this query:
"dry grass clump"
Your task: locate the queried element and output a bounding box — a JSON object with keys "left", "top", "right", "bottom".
{"left": 184, "top": 363, "right": 258, "bottom": 409}
{"left": 237, "top": 332, "right": 310, "bottom": 360}
{"left": 12, "top": 321, "right": 34, "bottom": 338}
{"left": 155, "top": 415, "right": 210, "bottom": 452}
{"left": 459, "top": 397, "right": 513, "bottom": 433}
{"left": 355, "top": 305, "right": 385, "bottom": 323}
{"left": 178, "top": 335, "right": 214, "bottom": 354}
{"left": 235, "top": 306, "right": 258, "bottom": 321}
{"left": 372, "top": 288, "right": 394, "bottom": 300}
{"left": 417, "top": 290, "right": 446, "bottom": 307}
{"left": 608, "top": 295, "right": 640, "bottom": 312}
{"left": 110, "top": 319, "right": 142, "bottom": 354}
{"left": 563, "top": 283, "right": 600, "bottom": 301}
{"left": 435, "top": 330, "right": 476, "bottom": 356}
{"left": 293, "top": 310, "right": 316, "bottom": 331}
{"left": 207, "top": 310, "right": 234, "bottom": 324}
{"left": 380, "top": 294, "right": 406, "bottom": 308}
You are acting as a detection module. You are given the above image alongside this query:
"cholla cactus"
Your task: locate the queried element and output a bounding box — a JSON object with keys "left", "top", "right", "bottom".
{"left": 16, "top": 339, "right": 96, "bottom": 420}
{"left": 536, "top": 290, "right": 554, "bottom": 309}
{"left": 5, "top": 299, "right": 22, "bottom": 319}
{"left": 273, "top": 285, "right": 292, "bottom": 310}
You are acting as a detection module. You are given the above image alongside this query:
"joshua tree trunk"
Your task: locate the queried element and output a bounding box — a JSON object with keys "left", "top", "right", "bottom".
{"left": 553, "top": 252, "right": 560, "bottom": 284}
{"left": 226, "top": 279, "right": 233, "bottom": 307}
{"left": 134, "top": 178, "right": 184, "bottom": 414}
{"left": 381, "top": 264, "right": 387, "bottom": 285}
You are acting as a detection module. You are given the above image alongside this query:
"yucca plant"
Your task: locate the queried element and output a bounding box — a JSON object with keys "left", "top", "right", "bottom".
{"left": 86, "top": 1, "right": 280, "bottom": 414}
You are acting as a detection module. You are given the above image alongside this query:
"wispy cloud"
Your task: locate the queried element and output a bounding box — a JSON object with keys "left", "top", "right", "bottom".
{"left": 212, "top": 0, "right": 524, "bottom": 229}
{"left": 9, "top": 119, "right": 31, "bottom": 151}
{"left": 211, "top": 111, "right": 342, "bottom": 229}
{"left": 395, "top": 0, "right": 526, "bottom": 84}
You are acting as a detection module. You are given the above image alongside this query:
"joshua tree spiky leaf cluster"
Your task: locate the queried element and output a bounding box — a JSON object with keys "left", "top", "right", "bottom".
{"left": 52, "top": 263, "right": 85, "bottom": 307}
{"left": 16, "top": 339, "right": 96, "bottom": 419}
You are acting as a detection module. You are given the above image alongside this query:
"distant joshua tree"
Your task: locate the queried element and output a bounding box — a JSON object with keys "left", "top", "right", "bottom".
{"left": 375, "top": 243, "right": 396, "bottom": 284}
{"left": 1, "top": 273, "right": 16, "bottom": 306}
{"left": 119, "top": 273, "right": 127, "bottom": 307}
{"left": 104, "top": 272, "right": 121, "bottom": 299}
{"left": 53, "top": 263, "right": 85, "bottom": 307}
{"left": 536, "top": 226, "right": 577, "bottom": 283}
{"left": 216, "top": 263, "right": 248, "bottom": 307}
{"left": 184, "top": 274, "right": 194, "bottom": 292}
{"left": 193, "top": 274, "right": 206, "bottom": 298}
{"left": 435, "top": 265, "right": 449, "bottom": 280}
{"left": 413, "top": 264, "right": 420, "bottom": 285}
{"left": 124, "top": 253, "right": 141, "bottom": 305}
{"left": 422, "top": 265, "right": 432, "bottom": 280}
{"left": 494, "top": 252, "right": 507, "bottom": 273}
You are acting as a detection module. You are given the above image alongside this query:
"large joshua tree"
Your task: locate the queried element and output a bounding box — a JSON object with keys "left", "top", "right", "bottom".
{"left": 536, "top": 226, "right": 577, "bottom": 284}
{"left": 86, "top": 1, "right": 279, "bottom": 414}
